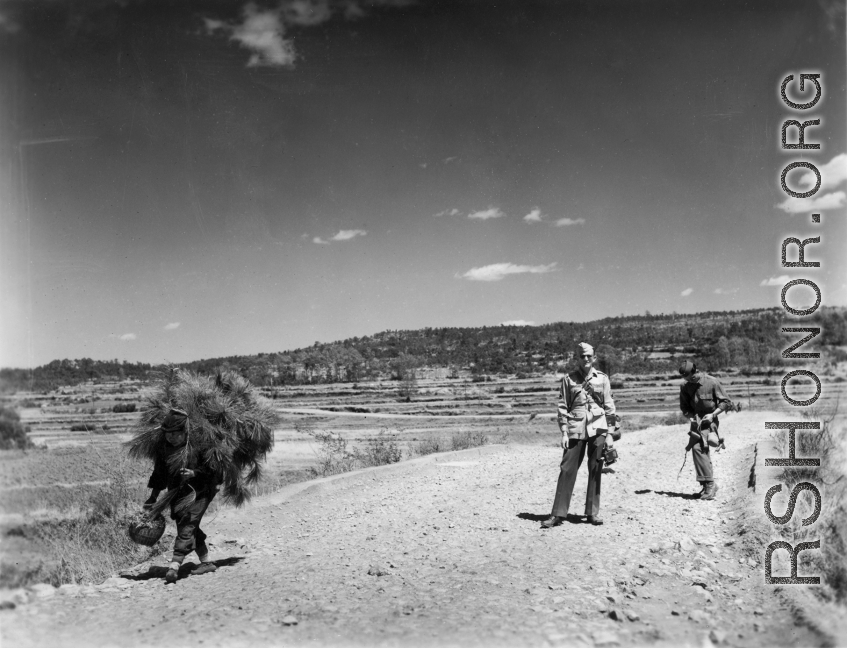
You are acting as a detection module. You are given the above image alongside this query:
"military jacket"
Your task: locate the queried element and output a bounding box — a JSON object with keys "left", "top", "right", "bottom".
{"left": 679, "top": 372, "right": 731, "bottom": 419}
{"left": 557, "top": 367, "right": 616, "bottom": 439}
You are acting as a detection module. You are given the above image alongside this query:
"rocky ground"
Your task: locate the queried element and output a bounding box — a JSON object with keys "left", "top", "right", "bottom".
{"left": 0, "top": 411, "right": 834, "bottom": 648}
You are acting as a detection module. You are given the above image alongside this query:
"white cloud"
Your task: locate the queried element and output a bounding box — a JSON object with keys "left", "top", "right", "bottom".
{"left": 795, "top": 152, "right": 847, "bottom": 191}
{"left": 776, "top": 190, "right": 846, "bottom": 214}
{"left": 282, "top": 0, "right": 332, "bottom": 26}
{"left": 523, "top": 208, "right": 544, "bottom": 223}
{"left": 714, "top": 287, "right": 739, "bottom": 295}
{"left": 460, "top": 262, "right": 558, "bottom": 282}
{"left": 419, "top": 162, "right": 428, "bottom": 169}
{"left": 554, "top": 217, "right": 585, "bottom": 227}
{"left": 760, "top": 275, "right": 791, "bottom": 287}
{"left": 343, "top": 1, "right": 366, "bottom": 19}
{"left": 443, "top": 156, "right": 458, "bottom": 164}
{"left": 313, "top": 236, "right": 330, "bottom": 244}
{"left": 434, "top": 208, "right": 461, "bottom": 217}
{"left": 501, "top": 320, "right": 536, "bottom": 326}
{"left": 468, "top": 207, "right": 505, "bottom": 221}
{"left": 680, "top": 288, "right": 693, "bottom": 297}
{"left": 164, "top": 322, "right": 180, "bottom": 331}
{"left": 205, "top": 4, "right": 296, "bottom": 68}
{"left": 331, "top": 229, "right": 367, "bottom": 241}
{"left": 119, "top": 333, "right": 137, "bottom": 341}
{"left": 203, "top": 0, "right": 412, "bottom": 68}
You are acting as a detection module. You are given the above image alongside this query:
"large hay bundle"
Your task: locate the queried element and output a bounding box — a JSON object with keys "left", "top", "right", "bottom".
{"left": 127, "top": 369, "right": 278, "bottom": 509}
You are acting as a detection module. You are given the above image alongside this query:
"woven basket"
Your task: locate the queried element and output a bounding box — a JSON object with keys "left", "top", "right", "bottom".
{"left": 128, "top": 515, "right": 166, "bottom": 546}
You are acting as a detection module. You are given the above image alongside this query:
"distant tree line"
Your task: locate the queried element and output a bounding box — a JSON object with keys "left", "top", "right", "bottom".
{"left": 2, "top": 307, "right": 845, "bottom": 392}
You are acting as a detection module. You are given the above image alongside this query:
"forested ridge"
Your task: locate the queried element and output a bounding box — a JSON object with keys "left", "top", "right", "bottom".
{"left": 3, "top": 307, "right": 845, "bottom": 391}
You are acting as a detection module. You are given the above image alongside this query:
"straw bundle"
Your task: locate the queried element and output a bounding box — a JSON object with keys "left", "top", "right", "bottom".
{"left": 126, "top": 368, "right": 278, "bottom": 510}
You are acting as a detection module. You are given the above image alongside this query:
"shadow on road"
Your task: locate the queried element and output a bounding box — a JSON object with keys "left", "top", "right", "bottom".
{"left": 121, "top": 556, "right": 245, "bottom": 581}
{"left": 516, "top": 512, "right": 586, "bottom": 524}
{"left": 652, "top": 490, "right": 700, "bottom": 500}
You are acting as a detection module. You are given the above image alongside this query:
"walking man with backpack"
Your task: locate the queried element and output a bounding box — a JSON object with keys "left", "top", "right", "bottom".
{"left": 678, "top": 360, "right": 732, "bottom": 500}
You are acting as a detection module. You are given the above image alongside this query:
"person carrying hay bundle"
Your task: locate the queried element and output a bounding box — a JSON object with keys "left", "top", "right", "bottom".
{"left": 143, "top": 407, "right": 219, "bottom": 582}
{"left": 128, "top": 369, "right": 278, "bottom": 584}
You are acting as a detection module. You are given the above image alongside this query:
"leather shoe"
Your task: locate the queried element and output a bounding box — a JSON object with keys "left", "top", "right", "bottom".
{"left": 541, "top": 515, "right": 564, "bottom": 528}
{"left": 700, "top": 482, "right": 718, "bottom": 500}
{"left": 586, "top": 515, "right": 604, "bottom": 525}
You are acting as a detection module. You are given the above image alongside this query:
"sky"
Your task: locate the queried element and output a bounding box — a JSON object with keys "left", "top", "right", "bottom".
{"left": 1, "top": 0, "right": 845, "bottom": 368}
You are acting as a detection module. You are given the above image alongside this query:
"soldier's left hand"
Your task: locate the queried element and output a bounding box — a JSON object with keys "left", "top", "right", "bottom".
{"left": 180, "top": 468, "right": 195, "bottom": 479}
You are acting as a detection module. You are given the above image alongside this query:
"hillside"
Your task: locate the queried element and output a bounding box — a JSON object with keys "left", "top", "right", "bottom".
{"left": 2, "top": 307, "right": 845, "bottom": 391}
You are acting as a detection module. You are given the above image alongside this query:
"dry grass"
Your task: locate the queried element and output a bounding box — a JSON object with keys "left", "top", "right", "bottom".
{"left": 774, "top": 401, "right": 847, "bottom": 602}
{"left": 1, "top": 455, "right": 164, "bottom": 588}
{"left": 409, "top": 436, "right": 446, "bottom": 456}
{"left": 450, "top": 430, "right": 489, "bottom": 451}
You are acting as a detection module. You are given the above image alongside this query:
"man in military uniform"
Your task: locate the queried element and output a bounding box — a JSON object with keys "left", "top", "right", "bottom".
{"left": 542, "top": 342, "right": 617, "bottom": 528}
{"left": 678, "top": 360, "right": 732, "bottom": 500}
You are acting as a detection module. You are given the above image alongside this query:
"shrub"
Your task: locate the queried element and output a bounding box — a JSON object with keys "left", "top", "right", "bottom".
{"left": 307, "top": 429, "right": 404, "bottom": 477}
{"left": 410, "top": 436, "right": 445, "bottom": 456}
{"left": 0, "top": 407, "right": 34, "bottom": 450}
{"left": 70, "top": 423, "right": 99, "bottom": 432}
{"left": 307, "top": 431, "right": 358, "bottom": 477}
{"left": 354, "top": 430, "right": 402, "bottom": 467}
{"left": 112, "top": 403, "right": 137, "bottom": 413}
{"left": 450, "top": 430, "right": 489, "bottom": 451}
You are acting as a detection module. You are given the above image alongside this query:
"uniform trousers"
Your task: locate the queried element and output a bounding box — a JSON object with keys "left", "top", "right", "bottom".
{"left": 551, "top": 434, "right": 606, "bottom": 518}
{"left": 686, "top": 419, "right": 720, "bottom": 483}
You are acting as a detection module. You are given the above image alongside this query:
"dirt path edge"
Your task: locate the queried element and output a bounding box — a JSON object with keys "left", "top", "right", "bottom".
{"left": 745, "top": 437, "right": 847, "bottom": 647}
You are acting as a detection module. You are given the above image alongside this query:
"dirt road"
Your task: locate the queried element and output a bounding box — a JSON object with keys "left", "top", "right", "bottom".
{"left": 0, "top": 412, "right": 828, "bottom": 647}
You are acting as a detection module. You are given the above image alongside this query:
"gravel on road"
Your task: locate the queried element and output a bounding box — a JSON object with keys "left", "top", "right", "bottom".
{"left": 0, "top": 411, "right": 825, "bottom": 648}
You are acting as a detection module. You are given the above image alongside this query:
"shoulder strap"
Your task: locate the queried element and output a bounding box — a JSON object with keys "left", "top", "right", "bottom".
{"left": 581, "top": 375, "right": 604, "bottom": 407}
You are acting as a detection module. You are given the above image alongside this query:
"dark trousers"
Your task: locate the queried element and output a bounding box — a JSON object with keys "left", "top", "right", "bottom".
{"left": 551, "top": 435, "right": 606, "bottom": 518}
{"left": 172, "top": 492, "right": 215, "bottom": 562}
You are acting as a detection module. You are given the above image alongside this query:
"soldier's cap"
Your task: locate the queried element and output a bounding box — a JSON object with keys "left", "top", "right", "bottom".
{"left": 158, "top": 407, "right": 189, "bottom": 434}
{"left": 678, "top": 360, "right": 696, "bottom": 377}
{"left": 575, "top": 342, "right": 594, "bottom": 356}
